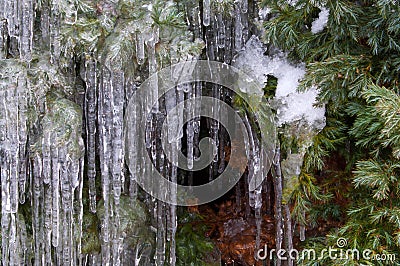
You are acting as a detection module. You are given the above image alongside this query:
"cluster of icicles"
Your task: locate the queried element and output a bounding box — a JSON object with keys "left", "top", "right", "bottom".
{"left": 0, "top": 0, "right": 301, "bottom": 265}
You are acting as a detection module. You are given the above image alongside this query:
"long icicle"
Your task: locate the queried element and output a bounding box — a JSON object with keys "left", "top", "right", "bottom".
{"left": 202, "top": 0, "right": 211, "bottom": 26}
{"left": 49, "top": 0, "right": 60, "bottom": 64}
{"left": 32, "top": 155, "right": 43, "bottom": 266}
{"left": 59, "top": 146, "right": 73, "bottom": 265}
{"left": 273, "top": 145, "right": 283, "bottom": 266}
{"left": 169, "top": 142, "right": 178, "bottom": 266}
{"left": 17, "top": 73, "right": 28, "bottom": 205}
{"left": 85, "top": 57, "right": 98, "bottom": 213}
{"left": 99, "top": 67, "right": 112, "bottom": 265}
{"left": 19, "top": 0, "right": 34, "bottom": 61}
{"left": 110, "top": 68, "right": 125, "bottom": 265}
{"left": 0, "top": 87, "right": 11, "bottom": 266}
{"left": 284, "top": 204, "right": 294, "bottom": 266}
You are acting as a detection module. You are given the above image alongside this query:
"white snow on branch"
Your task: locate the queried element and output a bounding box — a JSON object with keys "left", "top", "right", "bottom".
{"left": 233, "top": 36, "right": 326, "bottom": 131}
{"left": 311, "top": 7, "right": 329, "bottom": 34}
{"left": 258, "top": 7, "right": 271, "bottom": 20}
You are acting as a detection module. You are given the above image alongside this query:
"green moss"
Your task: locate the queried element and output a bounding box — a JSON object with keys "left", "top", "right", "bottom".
{"left": 81, "top": 211, "right": 101, "bottom": 254}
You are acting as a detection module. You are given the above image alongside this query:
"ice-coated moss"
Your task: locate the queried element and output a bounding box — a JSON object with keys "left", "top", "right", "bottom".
{"left": 43, "top": 93, "right": 83, "bottom": 156}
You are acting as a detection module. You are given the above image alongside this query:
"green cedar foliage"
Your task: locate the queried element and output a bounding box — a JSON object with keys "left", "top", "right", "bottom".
{"left": 261, "top": 0, "right": 400, "bottom": 264}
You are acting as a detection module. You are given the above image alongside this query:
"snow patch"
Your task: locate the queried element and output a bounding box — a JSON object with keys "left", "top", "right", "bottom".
{"left": 258, "top": 7, "right": 271, "bottom": 20}
{"left": 233, "top": 36, "right": 326, "bottom": 131}
{"left": 311, "top": 7, "right": 329, "bottom": 34}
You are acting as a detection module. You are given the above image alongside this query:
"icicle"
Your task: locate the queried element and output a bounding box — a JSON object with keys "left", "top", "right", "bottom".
{"left": 186, "top": 85, "right": 194, "bottom": 170}
{"left": 241, "top": 10, "right": 249, "bottom": 44}
{"left": 145, "top": 116, "right": 153, "bottom": 149}
{"left": 190, "top": 5, "right": 202, "bottom": 39}
{"left": 169, "top": 143, "right": 178, "bottom": 266}
{"left": 177, "top": 88, "right": 184, "bottom": 143}
{"left": 6, "top": 84, "right": 19, "bottom": 214}
{"left": 234, "top": 7, "right": 243, "bottom": 51}
{"left": 50, "top": 1, "right": 60, "bottom": 64}
{"left": 284, "top": 204, "right": 294, "bottom": 266}
{"left": 51, "top": 145, "right": 60, "bottom": 248}
{"left": 76, "top": 158, "right": 85, "bottom": 265}
{"left": 5, "top": 0, "right": 17, "bottom": 37}
{"left": 0, "top": 80, "right": 23, "bottom": 265}
{"left": 99, "top": 67, "right": 112, "bottom": 265}
{"left": 0, "top": 88, "right": 9, "bottom": 265}
{"left": 243, "top": 113, "right": 262, "bottom": 210}
{"left": 202, "top": 0, "right": 211, "bottom": 26}
{"left": 60, "top": 146, "right": 73, "bottom": 265}
{"left": 147, "top": 29, "right": 159, "bottom": 113}
{"left": 17, "top": 74, "right": 27, "bottom": 204}
{"left": 155, "top": 201, "right": 166, "bottom": 265}
{"left": 254, "top": 148, "right": 264, "bottom": 262}
{"left": 0, "top": 20, "right": 5, "bottom": 59}
{"left": 136, "top": 32, "right": 145, "bottom": 65}
{"left": 20, "top": 0, "right": 34, "bottom": 61}
{"left": 110, "top": 68, "right": 125, "bottom": 265}
{"left": 9, "top": 213, "right": 19, "bottom": 265}
{"left": 193, "top": 81, "right": 202, "bottom": 134}
{"left": 216, "top": 14, "right": 225, "bottom": 49}
{"left": 223, "top": 18, "right": 233, "bottom": 63}
{"left": 40, "top": 1, "right": 50, "bottom": 46}
{"left": 187, "top": 121, "right": 194, "bottom": 170}
{"left": 209, "top": 84, "right": 220, "bottom": 180}
{"left": 44, "top": 183, "right": 53, "bottom": 264}
{"left": 217, "top": 126, "right": 225, "bottom": 174}
{"left": 188, "top": 81, "right": 202, "bottom": 187}
{"left": 42, "top": 131, "right": 51, "bottom": 184}
{"left": 85, "top": 57, "right": 97, "bottom": 213}
{"left": 165, "top": 86, "right": 183, "bottom": 144}
{"left": 273, "top": 146, "right": 283, "bottom": 266}
{"left": 128, "top": 84, "right": 138, "bottom": 199}
{"left": 32, "top": 155, "right": 43, "bottom": 266}
{"left": 0, "top": 83, "right": 10, "bottom": 263}
{"left": 1, "top": 213, "right": 10, "bottom": 265}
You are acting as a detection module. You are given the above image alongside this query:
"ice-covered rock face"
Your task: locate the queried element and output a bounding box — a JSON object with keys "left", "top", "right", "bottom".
{"left": 233, "top": 35, "right": 326, "bottom": 133}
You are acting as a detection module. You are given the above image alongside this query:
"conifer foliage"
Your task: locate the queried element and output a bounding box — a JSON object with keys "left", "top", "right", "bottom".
{"left": 262, "top": 0, "right": 400, "bottom": 264}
